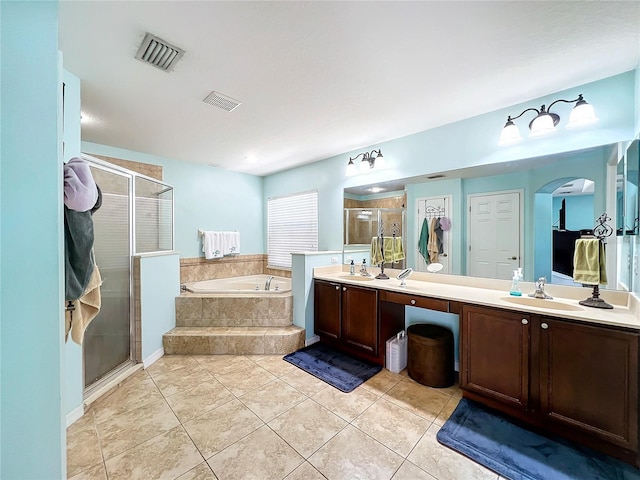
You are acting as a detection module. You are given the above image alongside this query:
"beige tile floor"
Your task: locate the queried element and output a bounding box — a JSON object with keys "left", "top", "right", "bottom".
{"left": 67, "top": 354, "right": 507, "bottom": 480}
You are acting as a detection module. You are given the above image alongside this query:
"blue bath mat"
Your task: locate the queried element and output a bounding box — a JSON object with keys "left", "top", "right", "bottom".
{"left": 283, "top": 343, "right": 382, "bottom": 393}
{"left": 437, "top": 398, "right": 640, "bottom": 480}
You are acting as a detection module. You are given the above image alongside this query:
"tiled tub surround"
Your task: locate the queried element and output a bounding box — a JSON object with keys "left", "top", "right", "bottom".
{"left": 164, "top": 291, "right": 304, "bottom": 355}
{"left": 180, "top": 255, "right": 291, "bottom": 284}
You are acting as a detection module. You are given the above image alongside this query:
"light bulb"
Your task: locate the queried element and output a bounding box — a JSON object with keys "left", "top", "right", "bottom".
{"left": 499, "top": 121, "right": 522, "bottom": 145}
{"left": 567, "top": 101, "right": 598, "bottom": 129}
{"left": 529, "top": 113, "right": 556, "bottom": 137}
{"left": 346, "top": 160, "right": 357, "bottom": 176}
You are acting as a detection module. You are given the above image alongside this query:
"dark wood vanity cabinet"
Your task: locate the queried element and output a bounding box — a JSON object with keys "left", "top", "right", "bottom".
{"left": 313, "top": 280, "right": 341, "bottom": 339}
{"left": 460, "top": 305, "right": 530, "bottom": 412}
{"left": 341, "top": 283, "right": 379, "bottom": 354}
{"left": 314, "top": 280, "right": 379, "bottom": 360}
{"left": 537, "top": 316, "right": 638, "bottom": 455}
{"left": 461, "top": 304, "right": 640, "bottom": 466}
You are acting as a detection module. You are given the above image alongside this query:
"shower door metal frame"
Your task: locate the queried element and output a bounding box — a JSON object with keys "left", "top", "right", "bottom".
{"left": 81, "top": 156, "right": 136, "bottom": 396}
{"left": 81, "top": 153, "right": 175, "bottom": 397}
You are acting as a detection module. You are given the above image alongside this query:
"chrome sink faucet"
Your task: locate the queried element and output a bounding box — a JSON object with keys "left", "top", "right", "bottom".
{"left": 529, "top": 276, "right": 553, "bottom": 299}
{"left": 264, "top": 276, "right": 274, "bottom": 291}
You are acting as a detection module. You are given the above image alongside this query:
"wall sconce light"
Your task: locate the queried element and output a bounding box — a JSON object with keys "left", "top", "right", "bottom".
{"left": 346, "top": 149, "right": 385, "bottom": 176}
{"left": 499, "top": 94, "right": 598, "bottom": 146}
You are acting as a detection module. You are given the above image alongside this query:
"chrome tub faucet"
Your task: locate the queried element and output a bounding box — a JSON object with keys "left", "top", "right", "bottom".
{"left": 264, "top": 276, "right": 274, "bottom": 291}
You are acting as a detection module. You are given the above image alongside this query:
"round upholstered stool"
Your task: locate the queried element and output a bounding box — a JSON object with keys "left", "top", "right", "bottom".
{"left": 407, "top": 324, "right": 454, "bottom": 388}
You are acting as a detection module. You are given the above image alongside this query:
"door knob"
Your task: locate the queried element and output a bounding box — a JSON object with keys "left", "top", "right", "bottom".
{"left": 541, "top": 323, "right": 549, "bottom": 329}
{"left": 509, "top": 256, "right": 517, "bottom": 260}
{"left": 521, "top": 319, "right": 528, "bottom": 325}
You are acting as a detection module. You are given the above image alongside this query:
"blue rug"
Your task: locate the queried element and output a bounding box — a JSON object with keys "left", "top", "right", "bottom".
{"left": 437, "top": 398, "right": 640, "bottom": 480}
{"left": 283, "top": 343, "right": 382, "bottom": 393}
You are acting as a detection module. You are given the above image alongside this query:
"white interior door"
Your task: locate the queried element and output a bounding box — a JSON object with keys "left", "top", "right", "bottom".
{"left": 468, "top": 191, "right": 521, "bottom": 279}
{"left": 416, "top": 195, "right": 452, "bottom": 273}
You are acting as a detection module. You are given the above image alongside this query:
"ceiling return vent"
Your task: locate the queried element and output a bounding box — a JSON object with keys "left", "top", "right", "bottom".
{"left": 135, "top": 33, "right": 185, "bottom": 72}
{"left": 202, "top": 91, "right": 242, "bottom": 112}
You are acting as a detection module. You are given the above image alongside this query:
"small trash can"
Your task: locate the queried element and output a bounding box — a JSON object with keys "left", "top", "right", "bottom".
{"left": 407, "top": 324, "right": 454, "bottom": 388}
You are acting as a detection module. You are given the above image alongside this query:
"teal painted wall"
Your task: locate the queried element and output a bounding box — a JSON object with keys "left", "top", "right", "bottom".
{"left": 81, "top": 143, "right": 265, "bottom": 259}
{"left": 1, "top": 2, "right": 65, "bottom": 478}
{"left": 264, "top": 72, "right": 636, "bottom": 258}
{"left": 552, "top": 195, "right": 595, "bottom": 231}
{"left": 62, "top": 70, "right": 84, "bottom": 421}
{"left": 139, "top": 254, "right": 181, "bottom": 361}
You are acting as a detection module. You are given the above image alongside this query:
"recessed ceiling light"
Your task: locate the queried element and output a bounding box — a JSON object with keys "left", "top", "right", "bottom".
{"left": 369, "top": 187, "right": 384, "bottom": 193}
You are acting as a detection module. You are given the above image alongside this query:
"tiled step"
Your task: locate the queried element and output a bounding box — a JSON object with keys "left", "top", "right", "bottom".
{"left": 176, "top": 294, "right": 293, "bottom": 328}
{"left": 162, "top": 326, "right": 305, "bottom": 355}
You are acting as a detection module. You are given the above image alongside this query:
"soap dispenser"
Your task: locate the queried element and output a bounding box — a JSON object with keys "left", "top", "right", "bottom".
{"left": 510, "top": 269, "right": 522, "bottom": 296}
{"left": 349, "top": 259, "right": 355, "bottom": 275}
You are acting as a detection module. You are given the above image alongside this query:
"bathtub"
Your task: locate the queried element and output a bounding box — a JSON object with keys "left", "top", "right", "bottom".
{"left": 184, "top": 274, "right": 291, "bottom": 294}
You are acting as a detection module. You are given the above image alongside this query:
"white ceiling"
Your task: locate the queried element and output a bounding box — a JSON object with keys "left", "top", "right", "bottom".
{"left": 58, "top": 1, "right": 640, "bottom": 176}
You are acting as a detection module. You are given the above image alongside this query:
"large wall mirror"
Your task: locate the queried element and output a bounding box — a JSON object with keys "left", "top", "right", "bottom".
{"left": 343, "top": 142, "right": 638, "bottom": 292}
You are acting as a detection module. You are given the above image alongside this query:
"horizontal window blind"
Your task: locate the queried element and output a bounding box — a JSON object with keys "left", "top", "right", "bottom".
{"left": 268, "top": 190, "right": 318, "bottom": 268}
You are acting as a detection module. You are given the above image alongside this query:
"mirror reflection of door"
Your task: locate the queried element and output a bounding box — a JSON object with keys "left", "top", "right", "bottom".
{"left": 467, "top": 191, "right": 521, "bottom": 279}
{"left": 415, "top": 195, "right": 451, "bottom": 273}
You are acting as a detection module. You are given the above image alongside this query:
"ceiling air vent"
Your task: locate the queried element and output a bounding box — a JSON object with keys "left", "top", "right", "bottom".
{"left": 135, "top": 33, "right": 185, "bottom": 73}
{"left": 202, "top": 91, "right": 242, "bottom": 112}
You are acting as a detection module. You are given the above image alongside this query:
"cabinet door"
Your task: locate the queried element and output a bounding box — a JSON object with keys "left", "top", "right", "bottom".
{"left": 461, "top": 305, "right": 529, "bottom": 411}
{"left": 314, "top": 280, "right": 341, "bottom": 339}
{"left": 342, "top": 285, "right": 378, "bottom": 355}
{"left": 539, "top": 317, "right": 638, "bottom": 452}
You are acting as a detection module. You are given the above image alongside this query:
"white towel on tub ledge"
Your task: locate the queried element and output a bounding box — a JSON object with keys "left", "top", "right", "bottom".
{"left": 223, "top": 231, "right": 240, "bottom": 255}
{"left": 203, "top": 231, "right": 224, "bottom": 259}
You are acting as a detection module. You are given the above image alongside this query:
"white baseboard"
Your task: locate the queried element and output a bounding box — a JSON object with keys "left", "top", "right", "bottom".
{"left": 305, "top": 335, "right": 320, "bottom": 347}
{"left": 143, "top": 347, "right": 164, "bottom": 368}
{"left": 66, "top": 404, "right": 84, "bottom": 428}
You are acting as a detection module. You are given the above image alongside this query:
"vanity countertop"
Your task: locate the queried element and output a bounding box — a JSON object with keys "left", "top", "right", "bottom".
{"left": 313, "top": 265, "right": 640, "bottom": 331}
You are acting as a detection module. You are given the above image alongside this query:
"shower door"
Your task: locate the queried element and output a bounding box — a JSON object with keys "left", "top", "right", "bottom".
{"left": 84, "top": 164, "right": 134, "bottom": 389}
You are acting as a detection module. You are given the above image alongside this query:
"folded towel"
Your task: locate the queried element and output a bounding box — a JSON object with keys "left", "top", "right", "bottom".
{"left": 573, "top": 238, "right": 607, "bottom": 285}
{"left": 64, "top": 158, "right": 99, "bottom": 212}
{"left": 65, "top": 264, "right": 102, "bottom": 345}
{"left": 371, "top": 237, "right": 384, "bottom": 265}
{"left": 202, "top": 231, "right": 224, "bottom": 259}
{"left": 65, "top": 206, "right": 95, "bottom": 301}
{"left": 223, "top": 231, "right": 240, "bottom": 255}
{"left": 418, "top": 218, "right": 430, "bottom": 264}
{"left": 371, "top": 237, "right": 406, "bottom": 265}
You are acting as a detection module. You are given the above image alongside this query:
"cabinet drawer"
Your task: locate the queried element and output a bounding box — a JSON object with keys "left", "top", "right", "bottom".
{"left": 380, "top": 290, "right": 449, "bottom": 312}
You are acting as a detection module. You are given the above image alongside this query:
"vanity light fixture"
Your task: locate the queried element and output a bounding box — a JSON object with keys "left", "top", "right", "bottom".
{"left": 499, "top": 94, "right": 598, "bottom": 146}
{"left": 346, "top": 149, "right": 385, "bottom": 176}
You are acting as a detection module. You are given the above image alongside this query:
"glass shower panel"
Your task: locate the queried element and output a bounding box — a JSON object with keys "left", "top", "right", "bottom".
{"left": 135, "top": 176, "right": 174, "bottom": 253}
{"left": 84, "top": 166, "right": 132, "bottom": 388}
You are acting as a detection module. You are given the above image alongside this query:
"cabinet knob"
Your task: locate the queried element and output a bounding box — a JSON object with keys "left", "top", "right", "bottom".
{"left": 521, "top": 319, "right": 528, "bottom": 325}
{"left": 335, "top": 285, "right": 339, "bottom": 290}
{"left": 410, "top": 299, "right": 416, "bottom": 305}
{"left": 343, "top": 287, "right": 347, "bottom": 291}
{"left": 541, "top": 323, "right": 549, "bottom": 329}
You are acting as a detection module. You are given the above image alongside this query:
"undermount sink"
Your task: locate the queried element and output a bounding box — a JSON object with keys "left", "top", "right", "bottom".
{"left": 500, "top": 296, "right": 584, "bottom": 311}
{"left": 338, "top": 274, "right": 375, "bottom": 281}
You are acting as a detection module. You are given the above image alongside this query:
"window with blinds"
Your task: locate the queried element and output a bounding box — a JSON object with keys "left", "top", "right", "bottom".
{"left": 267, "top": 190, "right": 318, "bottom": 268}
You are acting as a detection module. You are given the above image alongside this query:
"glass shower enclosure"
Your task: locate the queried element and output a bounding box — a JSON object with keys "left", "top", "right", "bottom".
{"left": 343, "top": 207, "right": 406, "bottom": 269}
{"left": 83, "top": 155, "right": 174, "bottom": 394}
